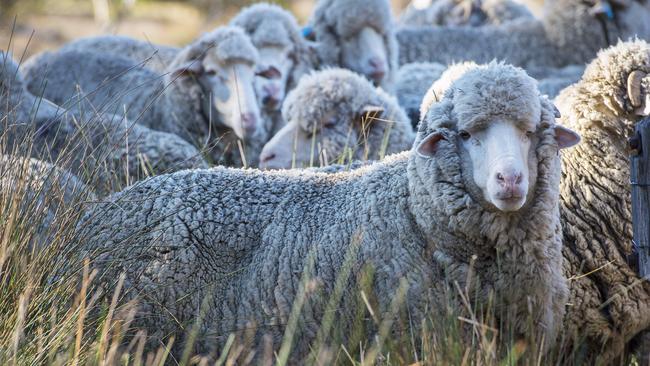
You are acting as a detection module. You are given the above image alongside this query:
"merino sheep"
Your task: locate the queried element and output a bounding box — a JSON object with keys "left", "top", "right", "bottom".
{"left": 230, "top": 3, "right": 316, "bottom": 114}
{"left": 73, "top": 62, "right": 579, "bottom": 360}
{"left": 397, "top": 0, "right": 650, "bottom": 70}
{"left": 23, "top": 27, "right": 265, "bottom": 167}
{"left": 258, "top": 68, "right": 414, "bottom": 170}
{"left": 427, "top": 40, "right": 650, "bottom": 363}
{"left": 395, "top": 62, "right": 447, "bottom": 127}
{"left": 306, "top": 0, "right": 398, "bottom": 91}
{"left": 1, "top": 51, "right": 207, "bottom": 195}
{"left": 399, "top": 0, "right": 533, "bottom": 27}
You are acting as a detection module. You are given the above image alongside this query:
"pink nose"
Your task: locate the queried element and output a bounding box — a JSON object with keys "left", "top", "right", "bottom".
{"left": 241, "top": 113, "right": 257, "bottom": 132}
{"left": 495, "top": 171, "right": 524, "bottom": 198}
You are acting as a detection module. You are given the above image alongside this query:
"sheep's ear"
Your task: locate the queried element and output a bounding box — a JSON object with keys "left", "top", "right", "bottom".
{"left": 170, "top": 61, "right": 204, "bottom": 79}
{"left": 256, "top": 66, "right": 281, "bottom": 80}
{"left": 359, "top": 105, "right": 384, "bottom": 123}
{"left": 554, "top": 125, "right": 580, "bottom": 149}
{"left": 416, "top": 132, "right": 445, "bottom": 158}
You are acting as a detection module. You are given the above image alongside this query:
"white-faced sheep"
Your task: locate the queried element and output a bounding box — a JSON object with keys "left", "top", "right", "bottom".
{"left": 23, "top": 27, "right": 265, "bottom": 167}
{"left": 306, "top": 0, "right": 398, "bottom": 91}
{"left": 1, "top": 51, "right": 207, "bottom": 195}
{"left": 258, "top": 68, "right": 414, "bottom": 170}
{"left": 399, "top": 0, "right": 533, "bottom": 27}
{"left": 73, "top": 62, "right": 579, "bottom": 360}
{"left": 397, "top": 0, "right": 650, "bottom": 71}
{"left": 427, "top": 40, "right": 650, "bottom": 363}
{"left": 230, "top": 3, "right": 317, "bottom": 137}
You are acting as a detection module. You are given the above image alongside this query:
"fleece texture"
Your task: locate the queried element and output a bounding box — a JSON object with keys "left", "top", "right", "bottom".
{"left": 1, "top": 52, "right": 207, "bottom": 196}
{"left": 399, "top": 0, "right": 533, "bottom": 27}
{"left": 23, "top": 27, "right": 262, "bottom": 167}
{"left": 397, "top": 0, "right": 650, "bottom": 71}
{"left": 550, "top": 40, "right": 650, "bottom": 363}
{"left": 281, "top": 68, "right": 415, "bottom": 161}
{"left": 74, "top": 62, "right": 568, "bottom": 360}
{"left": 308, "top": 0, "right": 398, "bottom": 91}
{"left": 395, "top": 62, "right": 447, "bottom": 128}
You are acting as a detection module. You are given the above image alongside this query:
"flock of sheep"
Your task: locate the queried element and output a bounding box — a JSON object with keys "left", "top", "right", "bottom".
{"left": 3, "top": 0, "right": 650, "bottom": 362}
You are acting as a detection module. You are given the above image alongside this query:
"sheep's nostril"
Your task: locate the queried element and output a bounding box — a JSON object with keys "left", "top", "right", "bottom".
{"left": 515, "top": 173, "right": 523, "bottom": 184}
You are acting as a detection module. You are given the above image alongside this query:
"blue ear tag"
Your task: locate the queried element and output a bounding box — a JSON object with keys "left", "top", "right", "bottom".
{"left": 302, "top": 26, "right": 314, "bottom": 39}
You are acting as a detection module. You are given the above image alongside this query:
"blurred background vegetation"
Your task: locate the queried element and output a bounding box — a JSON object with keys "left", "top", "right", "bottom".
{"left": 0, "top": 0, "right": 411, "bottom": 59}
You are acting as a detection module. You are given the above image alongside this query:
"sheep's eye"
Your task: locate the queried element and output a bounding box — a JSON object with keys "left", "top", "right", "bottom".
{"left": 205, "top": 69, "right": 217, "bottom": 76}
{"left": 458, "top": 130, "right": 471, "bottom": 140}
{"left": 525, "top": 130, "right": 535, "bottom": 138}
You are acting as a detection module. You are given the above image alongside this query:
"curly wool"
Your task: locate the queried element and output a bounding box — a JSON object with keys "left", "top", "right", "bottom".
{"left": 547, "top": 40, "right": 650, "bottom": 363}
{"left": 395, "top": 62, "right": 447, "bottom": 128}
{"left": 2, "top": 51, "right": 207, "bottom": 196}
{"left": 281, "top": 68, "right": 414, "bottom": 161}
{"left": 23, "top": 28, "right": 261, "bottom": 167}
{"left": 74, "top": 62, "right": 568, "bottom": 360}
{"left": 308, "top": 0, "right": 398, "bottom": 90}
{"left": 397, "top": 0, "right": 650, "bottom": 71}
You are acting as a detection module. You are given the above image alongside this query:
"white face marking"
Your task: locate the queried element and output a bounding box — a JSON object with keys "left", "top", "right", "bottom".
{"left": 202, "top": 56, "right": 261, "bottom": 139}
{"left": 459, "top": 120, "right": 534, "bottom": 212}
{"left": 255, "top": 46, "right": 294, "bottom": 112}
{"left": 340, "top": 27, "right": 389, "bottom": 87}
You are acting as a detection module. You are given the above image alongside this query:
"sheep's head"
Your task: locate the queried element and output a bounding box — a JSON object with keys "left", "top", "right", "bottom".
{"left": 168, "top": 27, "right": 262, "bottom": 140}
{"left": 259, "top": 69, "right": 397, "bottom": 170}
{"left": 231, "top": 3, "right": 307, "bottom": 112}
{"left": 310, "top": 0, "right": 396, "bottom": 88}
{"left": 414, "top": 62, "right": 580, "bottom": 212}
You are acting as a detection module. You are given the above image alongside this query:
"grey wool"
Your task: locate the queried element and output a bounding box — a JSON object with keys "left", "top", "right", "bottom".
{"left": 395, "top": 62, "right": 447, "bottom": 128}
{"left": 258, "top": 68, "right": 414, "bottom": 170}
{"left": 399, "top": 0, "right": 533, "bottom": 27}
{"left": 74, "top": 62, "right": 569, "bottom": 360}
{"left": 22, "top": 27, "right": 264, "bottom": 167}
{"left": 59, "top": 35, "right": 177, "bottom": 73}
{"left": 1, "top": 51, "right": 207, "bottom": 196}
{"left": 307, "top": 0, "right": 398, "bottom": 91}
{"left": 397, "top": 0, "right": 650, "bottom": 71}
{"left": 548, "top": 40, "right": 650, "bottom": 363}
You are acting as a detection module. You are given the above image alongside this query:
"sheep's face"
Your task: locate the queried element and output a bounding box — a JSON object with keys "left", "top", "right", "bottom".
{"left": 200, "top": 55, "right": 262, "bottom": 140}
{"left": 458, "top": 119, "right": 536, "bottom": 212}
{"left": 340, "top": 27, "right": 389, "bottom": 87}
{"left": 258, "top": 105, "right": 383, "bottom": 170}
{"left": 255, "top": 45, "right": 294, "bottom": 111}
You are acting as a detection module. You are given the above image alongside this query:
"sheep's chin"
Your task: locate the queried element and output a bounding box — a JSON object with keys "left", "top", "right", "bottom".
{"left": 489, "top": 196, "right": 526, "bottom": 212}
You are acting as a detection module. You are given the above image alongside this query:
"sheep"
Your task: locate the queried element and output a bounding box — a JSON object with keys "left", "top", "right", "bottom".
{"left": 551, "top": 40, "right": 650, "bottom": 363}
{"left": 1, "top": 51, "right": 207, "bottom": 195}
{"left": 22, "top": 27, "right": 265, "bottom": 167}
{"left": 230, "top": 3, "right": 316, "bottom": 134}
{"left": 258, "top": 68, "right": 415, "bottom": 170}
{"left": 397, "top": 0, "right": 650, "bottom": 71}
{"left": 73, "top": 61, "right": 579, "bottom": 360}
{"left": 306, "top": 0, "right": 398, "bottom": 91}
{"left": 426, "top": 40, "right": 650, "bottom": 363}
{"left": 395, "top": 62, "right": 447, "bottom": 128}
{"left": 399, "top": 0, "right": 533, "bottom": 27}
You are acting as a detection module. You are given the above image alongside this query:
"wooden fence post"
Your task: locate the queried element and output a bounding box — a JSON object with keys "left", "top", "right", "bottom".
{"left": 630, "top": 117, "right": 650, "bottom": 278}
